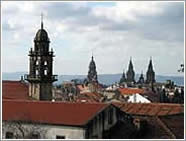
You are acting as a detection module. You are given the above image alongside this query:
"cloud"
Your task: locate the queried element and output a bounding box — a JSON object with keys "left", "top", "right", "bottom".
{"left": 2, "top": 1, "right": 184, "bottom": 76}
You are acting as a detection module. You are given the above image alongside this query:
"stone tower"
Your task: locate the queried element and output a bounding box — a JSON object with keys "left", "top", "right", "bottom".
{"left": 126, "top": 58, "right": 135, "bottom": 83}
{"left": 119, "top": 70, "right": 126, "bottom": 84}
{"left": 146, "top": 57, "right": 155, "bottom": 84}
{"left": 138, "top": 71, "right": 145, "bottom": 84}
{"left": 25, "top": 16, "right": 57, "bottom": 101}
{"left": 87, "top": 56, "right": 98, "bottom": 83}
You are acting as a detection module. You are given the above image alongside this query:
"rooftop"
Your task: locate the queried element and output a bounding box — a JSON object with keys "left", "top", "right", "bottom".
{"left": 118, "top": 88, "right": 145, "bottom": 95}
{"left": 3, "top": 100, "right": 109, "bottom": 126}
{"left": 113, "top": 102, "right": 183, "bottom": 116}
{"left": 2, "top": 80, "right": 30, "bottom": 100}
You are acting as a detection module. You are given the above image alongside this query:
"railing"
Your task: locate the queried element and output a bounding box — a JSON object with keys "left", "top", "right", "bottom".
{"left": 24, "top": 74, "right": 58, "bottom": 81}
{"left": 29, "top": 51, "right": 54, "bottom": 56}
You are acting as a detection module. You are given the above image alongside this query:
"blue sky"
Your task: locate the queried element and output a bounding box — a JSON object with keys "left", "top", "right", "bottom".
{"left": 2, "top": 1, "right": 184, "bottom": 76}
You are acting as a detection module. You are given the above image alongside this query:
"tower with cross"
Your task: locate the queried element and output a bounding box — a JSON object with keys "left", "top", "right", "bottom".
{"left": 25, "top": 14, "right": 57, "bottom": 100}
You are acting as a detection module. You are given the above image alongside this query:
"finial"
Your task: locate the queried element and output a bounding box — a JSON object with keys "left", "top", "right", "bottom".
{"left": 91, "top": 50, "right": 94, "bottom": 60}
{"left": 130, "top": 56, "right": 132, "bottom": 61}
{"left": 150, "top": 56, "right": 152, "bottom": 60}
{"left": 41, "top": 13, "right": 43, "bottom": 29}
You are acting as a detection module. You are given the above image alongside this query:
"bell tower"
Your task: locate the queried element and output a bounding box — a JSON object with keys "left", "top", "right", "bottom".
{"left": 126, "top": 57, "right": 135, "bottom": 83}
{"left": 146, "top": 57, "right": 156, "bottom": 84}
{"left": 25, "top": 15, "right": 57, "bottom": 100}
{"left": 87, "top": 55, "right": 98, "bottom": 83}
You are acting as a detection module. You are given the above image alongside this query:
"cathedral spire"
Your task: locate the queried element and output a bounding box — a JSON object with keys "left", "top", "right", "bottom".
{"left": 120, "top": 69, "right": 126, "bottom": 84}
{"left": 146, "top": 57, "right": 156, "bottom": 84}
{"left": 41, "top": 13, "right": 44, "bottom": 29}
{"left": 126, "top": 58, "right": 135, "bottom": 83}
{"left": 138, "top": 70, "right": 144, "bottom": 84}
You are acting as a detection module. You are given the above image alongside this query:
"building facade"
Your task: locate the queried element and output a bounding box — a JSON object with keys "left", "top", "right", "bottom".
{"left": 3, "top": 100, "right": 130, "bottom": 139}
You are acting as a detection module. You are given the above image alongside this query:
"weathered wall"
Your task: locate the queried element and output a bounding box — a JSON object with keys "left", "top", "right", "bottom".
{"left": 2, "top": 121, "right": 85, "bottom": 139}
{"left": 86, "top": 105, "right": 118, "bottom": 139}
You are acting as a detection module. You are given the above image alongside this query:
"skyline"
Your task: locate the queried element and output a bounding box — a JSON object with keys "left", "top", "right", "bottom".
{"left": 2, "top": 1, "right": 184, "bottom": 76}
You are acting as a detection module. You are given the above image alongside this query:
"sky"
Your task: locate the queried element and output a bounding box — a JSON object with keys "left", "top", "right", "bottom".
{"left": 2, "top": 1, "right": 184, "bottom": 76}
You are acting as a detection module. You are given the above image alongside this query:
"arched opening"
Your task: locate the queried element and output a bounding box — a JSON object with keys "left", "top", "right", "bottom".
{"left": 44, "top": 69, "right": 47, "bottom": 75}
{"left": 36, "top": 60, "right": 39, "bottom": 65}
{"left": 44, "top": 61, "right": 47, "bottom": 65}
{"left": 36, "top": 70, "right": 39, "bottom": 75}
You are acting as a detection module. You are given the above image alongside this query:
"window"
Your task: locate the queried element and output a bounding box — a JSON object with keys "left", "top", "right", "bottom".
{"left": 44, "top": 61, "right": 47, "bottom": 65}
{"left": 44, "top": 69, "right": 47, "bottom": 75}
{"left": 31, "top": 132, "right": 40, "bottom": 139}
{"left": 36, "top": 60, "right": 39, "bottom": 65}
{"left": 6, "top": 132, "right": 13, "bottom": 139}
{"left": 56, "top": 135, "right": 65, "bottom": 139}
{"left": 36, "top": 70, "right": 39, "bottom": 75}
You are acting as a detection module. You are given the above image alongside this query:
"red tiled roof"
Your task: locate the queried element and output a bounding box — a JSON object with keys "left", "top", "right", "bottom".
{"left": 3, "top": 80, "right": 30, "bottom": 100}
{"left": 3, "top": 100, "right": 109, "bottom": 126}
{"left": 113, "top": 102, "right": 183, "bottom": 116}
{"left": 75, "top": 92, "right": 102, "bottom": 103}
{"left": 118, "top": 88, "right": 145, "bottom": 95}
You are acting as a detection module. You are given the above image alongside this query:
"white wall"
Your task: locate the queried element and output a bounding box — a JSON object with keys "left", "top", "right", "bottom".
{"left": 128, "top": 93, "right": 151, "bottom": 103}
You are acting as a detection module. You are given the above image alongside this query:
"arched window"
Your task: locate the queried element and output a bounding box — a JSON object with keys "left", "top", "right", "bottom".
{"left": 44, "top": 61, "right": 47, "bottom": 65}
{"left": 44, "top": 69, "right": 47, "bottom": 75}
{"left": 36, "top": 60, "right": 39, "bottom": 65}
{"left": 36, "top": 70, "right": 39, "bottom": 75}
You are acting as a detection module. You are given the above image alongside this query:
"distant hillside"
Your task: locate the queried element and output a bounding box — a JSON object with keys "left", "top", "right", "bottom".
{"left": 2, "top": 72, "right": 184, "bottom": 86}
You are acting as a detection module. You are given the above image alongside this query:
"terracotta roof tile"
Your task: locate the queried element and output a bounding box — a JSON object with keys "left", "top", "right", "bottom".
{"left": 3, "top": 100, "right": 109, "bottom": 126}
{"left": 118, "top": 88, "right": 145, "bottom": 96}
{"left": 113, "top": 103, "right": 183, "bottom": 116}
{"left": 3, "top": 80, "right": 30, "bottom": 100}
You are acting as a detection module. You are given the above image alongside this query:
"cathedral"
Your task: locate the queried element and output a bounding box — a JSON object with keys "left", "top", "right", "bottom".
{"left": 120, "top": 57, "right": 156, "bottom": 85}
{"left": 25, "top": 17, "right": 57, "bottom": 100}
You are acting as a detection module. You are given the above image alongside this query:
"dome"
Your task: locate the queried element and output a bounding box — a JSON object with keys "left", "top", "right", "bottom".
{"left": 34, "top": 28, "right": 49, "bottom": 42}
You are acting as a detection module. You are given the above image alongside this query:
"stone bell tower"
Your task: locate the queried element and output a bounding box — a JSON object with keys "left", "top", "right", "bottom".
{"left": 25, "top": 15, "right": 57, "bottom": 101}
{"left": 87, "top": 55, "right": 98, "bottom": 83}
{"left": 146, "top": 57, "right": 156, "bottom": 84}
{"left": 126, "top": 57, "right": 135, "bottom": 83}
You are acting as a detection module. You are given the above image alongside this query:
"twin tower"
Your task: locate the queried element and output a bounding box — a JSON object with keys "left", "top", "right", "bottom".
{"left": 120, "top": 58, "right": 156, "bottom": 85}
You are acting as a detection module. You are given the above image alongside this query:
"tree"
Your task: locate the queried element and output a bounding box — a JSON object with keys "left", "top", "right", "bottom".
{"left": 3, "top": 113, "right": 49, "bottom": 139}
{"left": 178, "top": 64, "right": 184, "bottom": 73}
{"left": 3, "top": 120, "right": 48, "bottom": 139}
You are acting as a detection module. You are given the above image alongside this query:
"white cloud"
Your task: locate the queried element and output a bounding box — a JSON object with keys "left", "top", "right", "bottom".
{"left": 2, "top": 1, "right": 184, "bottom": 76}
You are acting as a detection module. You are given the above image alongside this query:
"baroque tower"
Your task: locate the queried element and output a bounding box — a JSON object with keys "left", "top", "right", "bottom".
{"left": 25, "top": 16, "right": 57, "bottom": 100}
{"left": 146, "top": 57, "right": 155, "bottom": 84}
{"left": 87, "top": 56, "right": 98, "bottom": 83}
{"left": 126, "top": 58, "right": 135, "bottom": 83}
